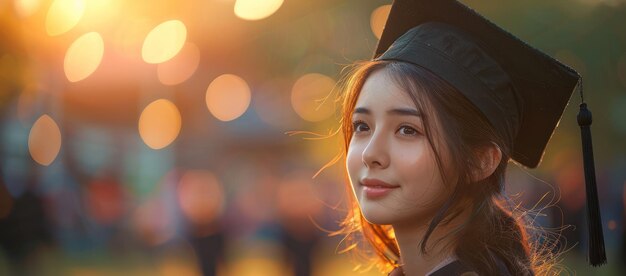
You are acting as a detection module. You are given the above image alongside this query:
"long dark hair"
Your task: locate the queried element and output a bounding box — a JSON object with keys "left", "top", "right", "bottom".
{"left": 333, "top": 60, "right": 558, "bottom": 275}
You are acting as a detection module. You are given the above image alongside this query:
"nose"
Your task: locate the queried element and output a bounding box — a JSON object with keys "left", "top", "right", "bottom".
{"left": 362, "top": 131, "right": 390, "bottom": 169}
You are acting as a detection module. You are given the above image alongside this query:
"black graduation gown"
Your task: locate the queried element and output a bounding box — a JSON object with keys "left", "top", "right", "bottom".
{"left": 388, "top": 258, "right": 513, "bottom": 276}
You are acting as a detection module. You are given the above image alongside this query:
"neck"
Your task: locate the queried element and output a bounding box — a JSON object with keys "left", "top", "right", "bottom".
{"left": 392, "top": 209, "right": 468, "bottom": 276}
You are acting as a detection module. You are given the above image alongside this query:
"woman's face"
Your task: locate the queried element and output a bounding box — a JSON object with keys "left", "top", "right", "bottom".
{"left": 346, "top": 69, "right": 450, "bottom": 227}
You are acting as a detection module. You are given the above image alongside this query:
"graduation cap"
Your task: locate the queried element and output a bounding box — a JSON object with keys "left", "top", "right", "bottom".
{"left": 373, "top": 0, "right": 606, "bottom": 266}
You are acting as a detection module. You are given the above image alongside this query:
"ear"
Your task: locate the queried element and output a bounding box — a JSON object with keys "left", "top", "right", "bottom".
{"left": 471, "top": 142, "right": 502, "bottom": 182}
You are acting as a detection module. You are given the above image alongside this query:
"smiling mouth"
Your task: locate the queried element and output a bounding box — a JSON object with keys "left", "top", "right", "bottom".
{"left": 360, "top": 178, "right": 400, "bottom": 188}
{"left": 360, "top": 180, "right": 399, "bottom": 199}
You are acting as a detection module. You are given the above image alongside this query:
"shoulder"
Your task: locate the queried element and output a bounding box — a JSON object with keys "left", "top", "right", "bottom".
{"left": 390, "top": 251, "right": 529, "bottom": 276}
{"left": 388, "top": 258, "right": 512, "bottom": 276}
{"left": 427, "top": 259, "right": 477, "bottom": 276}
{"left": 428, "top": 257, "right": 512, "bottom": 276}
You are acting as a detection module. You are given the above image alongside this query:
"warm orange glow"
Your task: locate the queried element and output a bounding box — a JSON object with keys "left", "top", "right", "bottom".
{"left": 74, "top": 0, "right": 118, "bottom": 30}
{"left": 276, "top": 173, "right": 322, "bottom": 219}
{"left": 158, "top": 256, "right": 201, "bottom": 276}
{"left": 142, "top": 20, "right": 187, "bottom": 64}
{"left": 14, "top": 0, "right": 41, "bottom": 18}
{"left": 556, "top": 163, "right": 585, "bottom": 211}
{"left": 234, "top": 0, "right": 284, "bottom": 21}
{"left": 157, "top": 42, "right": 200, "bottom": 85}
{"left": 28, "top": 114, "right": 62, "bottom": 166}
{"left": 45, "top": 0, "right": 85, "bottom": 36}
{"left": 16, "top": 87, "right": 37, "bottom": 125}
{"left": 253, "top": 80, "right": 299, "bottom": 129}
{"left": 205, "top": 74, "right": 251, "bottom": 121}
{"left": 138, "top": 99, "right": 182, "bottom": 149}
{"left": 370, "top": 5, "right": 391, "bottom": 39}
{"left": 178, "top": 170, "right": 224, "bottom": 226}
{"left": 291, "top": 73, "right": 336, "bottom": 122}
{"left": 64, "top": 32, "right": 104, "bottom": 82}
{"left": 228, "top": 257, "right": 286, "bottom": 276}
{"left": 111, "top": 18, "right": 152, "bottom": 55}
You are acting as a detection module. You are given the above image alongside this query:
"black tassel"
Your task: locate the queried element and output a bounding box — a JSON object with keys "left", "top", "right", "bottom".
{"left": 577, "top": 102, "right": 606, "bottom": 266}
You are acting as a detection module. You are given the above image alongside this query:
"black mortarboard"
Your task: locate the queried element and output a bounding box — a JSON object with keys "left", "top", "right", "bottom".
{"left": 373, "top": 0, "right": 606, "bottom": 266}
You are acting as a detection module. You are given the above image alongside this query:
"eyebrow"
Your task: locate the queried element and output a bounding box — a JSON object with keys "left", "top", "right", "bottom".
{"left": 353, "top": 107, "right": 421, "bottom": 117}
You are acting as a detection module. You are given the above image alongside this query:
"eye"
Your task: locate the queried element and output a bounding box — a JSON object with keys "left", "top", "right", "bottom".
{"left": 398, "top": 125, "right": 420, "bottom": 136}
{"left": 352, "top": 120, "right": 370, "bottom": 133}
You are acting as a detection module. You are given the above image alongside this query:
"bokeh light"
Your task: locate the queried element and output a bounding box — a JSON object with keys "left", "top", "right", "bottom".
{"left": 28, "top": 114, "right": 62, "bottom": 166}
{"left": 608, "top": 220, "right": 617, "bottom": 231}
{"left": 75, "top": 0, "right": 119, "bottom": 30}
{"left": 234, "top": 0, "right": 284, "bottom": 21}
{"left": 370, "top": 5, "right": 391, "bottom": 39}
{"left": 138, "top": 99, "right": 182, "bottom": 149}
{"left": 14, "top": 0, "right": 41, "bottom": 18}
{"left": 45, "top": 0, "right": 85, "bottom": 36}
{"left": 205, "top": 74, "right": 251, "bottom": 121}
{"left": 157, "top": 42, "right": 200, "bottom": 85}
{"left": 64, "top": 32, "right": 104, "bottom": 82}
{"left": 142, "top": 20, "right": 187, "bottom": 64}
{"left": 177, "top": 170, "right": 224, "bottom": 228}
{"left": 290, "top": 73, "right": 336, "bottom": 122}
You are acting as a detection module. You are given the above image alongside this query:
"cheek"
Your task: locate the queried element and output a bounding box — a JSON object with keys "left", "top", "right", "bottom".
{"left": 346, "top": 142, "right": 363, "bottom": 183}
{"left": 395, "top": 142, "right": 444, "bottom": 197}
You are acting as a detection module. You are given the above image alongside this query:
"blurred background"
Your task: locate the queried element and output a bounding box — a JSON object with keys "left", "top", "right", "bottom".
{"left": 0, "top": 0, "right": 624, "bottom": 275}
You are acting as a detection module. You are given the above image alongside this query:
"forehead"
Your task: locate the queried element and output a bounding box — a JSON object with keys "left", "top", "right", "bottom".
{"left": 355, "top": 69, "right": 416, "bottom": 111}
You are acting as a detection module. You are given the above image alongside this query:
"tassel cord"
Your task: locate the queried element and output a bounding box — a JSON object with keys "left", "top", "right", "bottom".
{"left": 577, "top": 102, "right": 607, "bottom": 266}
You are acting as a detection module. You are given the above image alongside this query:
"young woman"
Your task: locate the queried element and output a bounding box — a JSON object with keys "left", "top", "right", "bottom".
{"left": 332, "top": 0, "right": 606, "bottom": 275}
{"left": 340, "top": 58, "right": 530, "bottom": 276}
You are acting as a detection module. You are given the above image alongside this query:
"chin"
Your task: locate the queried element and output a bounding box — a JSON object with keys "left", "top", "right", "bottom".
{"left": 359, "top": 203, "right": 397, "bottom": 225}
{"left": 359, "top": 200, "right": 440, "bottom": 227}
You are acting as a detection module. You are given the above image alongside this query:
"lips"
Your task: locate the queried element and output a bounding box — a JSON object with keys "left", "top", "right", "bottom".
{"left": 361, "top": 178, "right": 399, "bottom": 188}
{"left": 360, "top": 178, "right": 399, "bottom": 199}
